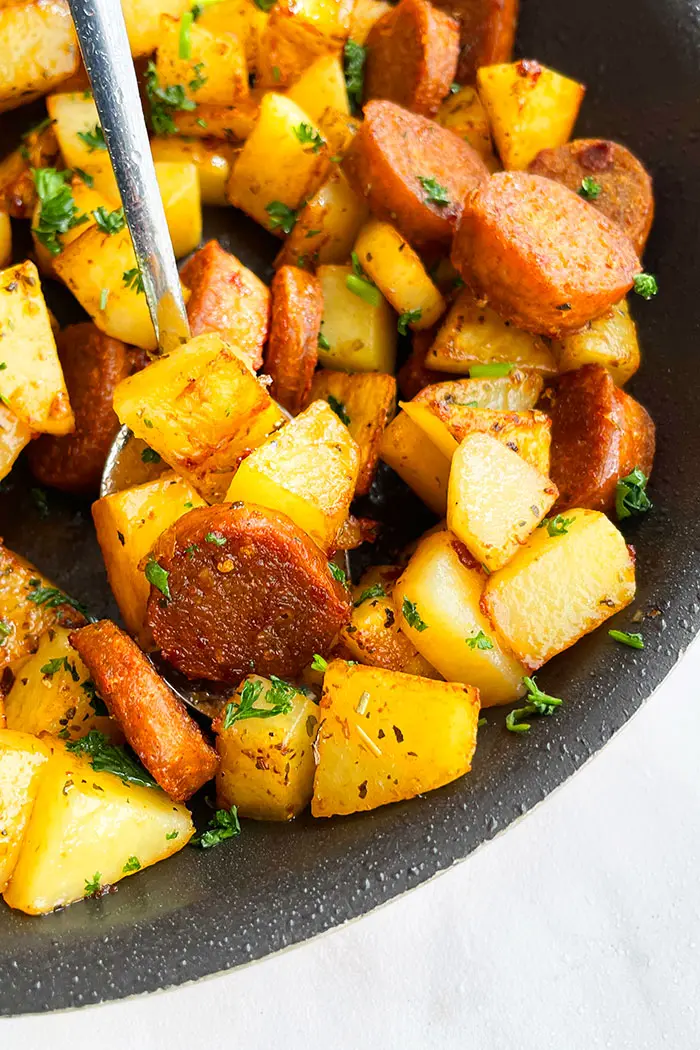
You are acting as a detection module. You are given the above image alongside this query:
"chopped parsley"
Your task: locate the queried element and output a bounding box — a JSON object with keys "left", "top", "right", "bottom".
{"left": 354, "top": 583, "right": 386, "bottom": 606}
{"left": 144, "top": 555, "right": 170, "bottom": 598}
{"left": 0, "top": 620, "right": 12, "bottom": 643}
{"left": 27, "top": 584, "right": 92, "bottom": 620}
{"left": 311, "top": 653, "right": 328, "bottom": 673}
{"left": 77, "top": 124, "right": 106, "bottom": 151}
{"left": 179, "top": 10, "right": 195, "bottom": 58}
{"left": 449, "top": 81, "right": 460, "bottom": 94}
{"left": 578, "top": 176, "right": 602, "bottom": 200}
{"left": 327, "top": 394, "right": 350, "bottom": 425}
{"left": 609, "top": 629, "right": 644, "bottom": 649}
{"left": 397, "top": 309, "right": 422, "bottom": 335}
{"left": 294, "top": 122, "right": 324, "bottom": 153}
{"left": 84, "top": 872, "right": 101, "bottom": 896}
{"left": 318, "top": 332, "right": 330, "bottom": 350}
{"left": 417, "top": 175, "right": 450, "bottom": 207}
{"left": 205, "top": 531, "right": 226, "bottom": 546}
{"left": 41, "top": 656, "right": 79, "bottom": 680}
{"left": 74, "top": 167, "right": 94, "bottom": 187}
{"left": 615, "top": 467, "right": 652, "bottom": 520}
{"left": 191, "top": 805, "right": 241, "bottom": 848}
{"left": 122, "top": 266, "right": 145, "bottom": 294}
{"left": 253, "top": 0, "right": 277, "bottom": 9}
{"left": 67, "top": 730, "right": 158, "bottom": 788}
{"left": 92, "top": 205, "right": 126, "bottom": 235}
{"left": 222, "top": 676, "right": 294, "bottom": 728}
{"left": 122, "top": 856, "right": 141, "bottom": 873}
{"left": 166, "top": 830, "right": 179, "bottom": 840}
{"left": 328, "top": 561, "right": 348, "bottom": 585}
{"left": 469, "top": 362, "right": 514, "bottom": 378}
{"left": 265, "top": 200, "right": 297, "bottom": 234}
{"left": 343, "top": 40, "right": 366, "bottom": 115}
{"left": 402, "top": 597, "right": 428, "bottom": 632}
{"left": 31, "top": 168, "right": 87, "bottom": 256}
{"left": 633, "top": 273, "right": 658, "bottom": 300}
{"left": 141, "top": 446, "right": 161, "bottom": 463}
{"left": 99, "top": 288, "right": 109, "bottom": 311}
{"left": 466, "top": 630, "right": 493, "bottom": 650}
{"left": 144, "top": 60, "right": 196, "bottom": 135}
{"left": 547, "top": 514, "right": 574, "bottom": 537}
{"left": 505, "top": 676, "right": 563, "bottom": 733}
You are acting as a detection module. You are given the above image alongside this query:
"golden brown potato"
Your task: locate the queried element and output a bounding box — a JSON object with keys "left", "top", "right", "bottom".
{"left": 0, "top": 120, "right": 60, "bottom": 218}
{"left": 540, "top": 363, "right": 655, "bottom": 513}
{"left": 379, "top": 409, "right": 451, "bottom": 515}
{"left": 0, "top": 730, "right": 50, "bottom": 893}
{"left": 273, "top": 169, "right": 369, "bottom": 271}
{"left": 452, "top": 171, "right": 641, "bottom": 335}
{"left": 412, "top": 370, "right": 545, "bottom": 414}
{"left": 552, "top": 299, "right": 640, "bottom": 387}
{"left": 528, "top": 139, "right": 654, "bottom": 256}
{"left": 265, "top": 266, "right": 323, "bottom": 414}
{"left": 430, "top": 0, "right": 518, "bottom": 83}
{"left": 343, "top": 99, "right": 489, "bottom": 246}
{"left": 171, "top": 98, "right": 261, "bottom": 140}
{"left": 364, "top": 0, "right": 459, "bottom": 117}
{"left": 397, "top": 330, "right": 446, "bottom": 400}
{"left": 0, "top": 0, "right": 79, "bottom": 113}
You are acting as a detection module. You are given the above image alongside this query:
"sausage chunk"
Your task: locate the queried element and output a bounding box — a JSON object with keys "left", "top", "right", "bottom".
{"left": 70, "top": 620, "right": 218, "bottom": 802}
{"left": 180, "top": 240, "right": 270, "bottom": 371}
{"left": 27, "top": 323, "right": 131, "bottom": 494}
{"left": 528, "top": 139, "right": 654, "bottom": 255}
{"left": 265, "top": 266, "right": 322, "bottom": 415}
{"left": 343, "top": 100, "right": 489, "bottom": 247}
{"left": 452, "top": 172, "right": 641, "bottom": 336}
{"left": 430, "top": 0, "right": 518, "bottom": 83}
{"left": 146, "top": 503, "right": 352, "bottom": 683}
{"left": 364, "top": 0, "right": 459, "bottom": 118}
{"left": 541, "top": 364, "right": 655, "bottom": 513}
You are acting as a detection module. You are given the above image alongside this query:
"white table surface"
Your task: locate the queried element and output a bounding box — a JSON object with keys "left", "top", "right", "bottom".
{"left": 3, "top": 634, "right": 699, "bottom": 1049}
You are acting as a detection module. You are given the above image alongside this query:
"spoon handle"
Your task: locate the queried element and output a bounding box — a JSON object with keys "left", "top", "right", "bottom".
{"left": 67, "top": 0, "right": 190, "bottom": 352}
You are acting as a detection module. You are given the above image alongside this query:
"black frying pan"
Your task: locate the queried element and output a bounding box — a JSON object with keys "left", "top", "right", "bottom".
{"left": 1, "top": 0, "right": 699, "bottom": 1015}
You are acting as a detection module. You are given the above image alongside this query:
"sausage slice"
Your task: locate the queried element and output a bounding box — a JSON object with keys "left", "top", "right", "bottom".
{"left": 343, "top": 100, "right": 489, "bottom": 246}
{"left": 264, "top": 266, "right": 322, "bottom": 415}
{"left": 146, "top": 503, "right": 351, "bottom": 683}
{"left": 430, "top": 0, "right": 518, "bottom": 83}
{"left": 452, "top": 171, "right": 641, "bottom": 335}
{"left": 364, "top": 0, "right": 459, "bottom": 118}
{"left": 528, "top": 139, "right": 654, "bottom": 255}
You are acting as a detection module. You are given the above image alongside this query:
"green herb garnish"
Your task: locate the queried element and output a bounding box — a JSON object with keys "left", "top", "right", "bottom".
{"left": 578, "top": 176, "right": 602, "bottom": 200}
{"left": 77, "top": 124, "right": 106, "bottom": 151}
{"left": 191, "top": 806, "right": 241, "bottom": 848}
{"left": 547, "top": 514, "right": 574, "bottom": 537}
{"left": 346, "top": 273, "right": 380, "bottom": 306}
{"left": 265, "top": 200, "right": 297, "bottom": 234}
{"left": 144, "top": 60, "right": 196, "bottom": 135}
{"left": 328, "top": 561, "right": 348, "bottom": 585}
{"left": 633, "top": 273, "right": 658, "bottom": 300}
{"left": 417, "top": 175, "right": 450, "bottom": 207}
{"left": 402, "top": 597, "right": 428, "bottom": 632}
{"left": 92, "top": 205, "right": 126, "bottom": 235}
{"left": 31, "top": 168, "right": 87, "bottom": 256}
{"left": 343, "top": 40, "right": 366, "bottom": 115}
{"left": 122, "top": 856, "right": 141, "bottom": 873}
{"left": 505, "top": 676, "right": 563, "bottom": 733}
{"left": 31, "top": 487, "right": 50, "bottom": 518}
{"left": 615, "top": 467, "right": 652, "bottom": 520}
{"left": 166, "top": 830, "right": 179, "bottom": 840}
{"left": 311, "top": 653, "right": 328, "bottom": 673}
{"left": 205, "top": 531, "right": 226, "bottom": 546}
{"left": 66, "top": 731, "right": 158, "bottom": 788}
{"left": 27, "top": 584, "right": 92, "bottom": 620}
{"left": 354, "top": 583, "right": 386, "bottom": 606}
{"left": 122, "top": 266, "right": 145, "bottom": 294}
{"left": 144, "top": 555, "right": 170, "bottom": 598}
{"left": 222, "top": 677, "right": 294, "bottom": 728}
{"left": 141, "top": 446, "right": 161, "bottom": 463}
{"left": 294, "top": 122, "right": 324, "bottom": 153}
{"left": 327, "top": 394, "right": 350, "bottom": 425}
{"left": 397, "top": 309, "right": 422, "bottom": 335}
{"left": 469, "top": 362, "right": 514, "bottom": 378}
{"left": 84, "top": 872, "right": 101, "bottom": 896}
{"left": 318, "top": 332, "right": 330, "bottom": 350}
{"left": 179, "top": 10, "right": 195, "bottom": 58}
{"left": 466, "top": 630, "right": 493, "bottom": 650}
{"left": 609, "top": 629, "right": 644, "bottom": 649}
{"left": 41, "top": 656, "right": 79, "bottom": 680}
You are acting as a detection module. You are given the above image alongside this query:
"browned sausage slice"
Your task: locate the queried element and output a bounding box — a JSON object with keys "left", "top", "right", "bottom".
{"left": 146, "top": 503, "right": 352, "bottom": 683}
{"left": 27, "top": 322, "right": 132, "bottom": 495}
{"left": 364, "top": 0, "right": 460, "bottom": 118}
{"left": 452, "top": 171, "right": 641, "bottom": 336}
{"left": 541, "top": 363, "right": 655, "bottom": 512}
{"left": 343, "top": 100, "right": 489, "bottom": 246}
{"left": 264, "top": 266, "right": 322, "bottom": 415}
{"left": 70, "top": 619, "right": 218, "bottom": 802}
{"left": 430, "top": 0, "right": 518, "bottom": 83}
{"left": 528, "top": 139, "right": 654, "bottom": 255}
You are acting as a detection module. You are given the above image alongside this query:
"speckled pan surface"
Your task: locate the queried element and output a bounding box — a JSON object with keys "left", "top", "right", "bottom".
{"left": 1, "top": 0, "right": 699, "bottom": 1016}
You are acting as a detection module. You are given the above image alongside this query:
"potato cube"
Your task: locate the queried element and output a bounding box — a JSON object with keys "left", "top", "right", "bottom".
{"left": 227, "top": 92, "right": 330, "bottom": 231}
{"left": 155, "top": 160, "right": 202, "bottom": 259}
{"left": 195, "top": 0, "right": 269, "bottom": 71}
{"left": 172, "top": 97, "right": 261, "bottom": 139}
{"left": 32, "top": 174, "right": 114, "bottom": 276}
{"left": 92, "top": 472, "right": 206, "bottom": 644}
{"left": 3, "top": 739, "right": 193, "bottom": 914}
{"left": 552, "top": 299, "right": 640, "bottom": 386}
{"left": 287, "top": 53, "right": 349, "bottom": 121}
{"left": 226, "top": 399, "right": 360, "bottom": 550}
{"left": 0, "top": 0, "right": 79, "bottom": 114}
{"left": 121, "top": 0, "right": 190, "bottom": 57}
{"left": 155, "top": 14, "right": 249, "bottom": 105}
{"left": 482, "top": 508, "right": 636, "bottom": 670}
{"left": 379, "top": 410, "right": 449, "bottom": 515}
{"left": 113, "top": 333, "right": 285, "bottom": 501}
{"left": 307, "top": 369, "right": 396, "bottom": 494}
{"left": 214, "top": 675, "right": 318, "bottom": 820}
{"left": 315, "top": 105, "right": 359, "bottom": 156}
{"left": 354, "top": 220, "right": 445, "bottom": 330}
{"left": 413, "top": 371, "right": 544, "bottom": 414}
{"left": 0, "top": 731, "right": 50, "bottom": 892}
{"left": 259, "top": 0, "right": 354, "bottom": 86}
{"left": 0, "top": 403, "right": 32, "bottom": 481}
{"left": 348, "top": 0, "right": 392, "bottom": 45}
{"left": 435, "top": 84, "right": 498, "bottom": 169}
{"left": 312, "top": 660, "right": 480, "bottom": 816}
{"left": 477, "top": 60, "right": 585, "bottom": 171}
{"left": 447, "top": 432, "right": 558, "bottom": 572}
{"left": 275, "top": 170, "right": 369, "bottom": 270}
{"left": 151, "top": 137, "right": 238, "bottom": 206}
{"left": 47, "top": 92, "right": 119, "bottom": 203}
{"left": 317, "top": 263, "right": 397, "bottom": 373}
{"left": 0, "top": 120, "right": 60, "bottom": 219}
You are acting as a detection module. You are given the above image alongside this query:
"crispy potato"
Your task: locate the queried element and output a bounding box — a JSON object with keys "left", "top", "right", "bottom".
{"left": 529, "top": 139, "right": 654, "bottom": 256}
{"left": 155, "top": 161, "right": 202, "bottom": 259}
{"left": 482, "top": 509, "right": 636, "bottom": 670}
{"left": 180, "top": 241, "right": 270, "bottom": 372}
{"left": 274, "top": 169, "right": 369, "bottom": 270}
{"left": 0, "top": 212, "right": 10, "bottom": 268}
{"left": 0, "top": 0, "right": 79, "bottom": 113}
{"left": 315, "top": 105, "right": 360, "bottom": 155}
{"left": 316, "top": 263, "right": 397, "bottom": 373}
{"left": 348, "top": 0, "right": 392, "bottom": 44}
{"left": 31, "top": 173, "right": 113, "bottom": 276}
{"left": 113, "top": 333, "right": 285, "bottom": 502}
{"left": 3, "top": 737, "right": 193, "bottom": 915}
{"left": 71, "top": 621, "right": 218, "bottom": 802}
{"left": 552, "top": 299, "right": 640, "bottom": 386}
{"left": 447, "top": 432, "right": 558, "bottom": 571}
{"left": 452, "top": 172, "right": 641, "bottom": 336}
{"left": 311, "top": 660, "right": 480, "bottom": 816}
{"left": 307, "top": 369, "right": 397, "bottom": 494}
{"left": 265, "top": 266, "right": 323, "bottom": 414}
{"left": 354, "top": 219, "right": 446, "bottom": 330}
{"left": 435, "top": 84, "right": 498, "bottom": 168}
{"left": 121, "top": 0, "right": 190, "bottom": 57}
{"left": 226, "top": 399, "right": 360, "bottom": 551}
{"left": 0, "top": 119, "right": 60, "bottom": 218}
{"left": 258, "top": 0, "right": 354, "bottom": 87}
{"left": 364, "top": 0, "right": 459, "bottom": 117}
{"left": 155, "top": 14, "right": 249, "bottom": 106}
{"left": 0, "top": 261, "right": 73, "bottom": 435}
{"left": 92, "top": 472, "right": 206, "bottom": 645}
{"left": 151, "top": 137, "right": 238, "bottom": 207}
{"left": 477, "top": 59, "right": 585, "bottom": 171}
{"left": 343, "top": 99, "right": 489, "bottom": 246}
{"left": 425, "top": 289, "right": 557, "bottom": 374}
{"left": 214, "top": 675, "right": 318, "bottom": 820}
{"left": 47, "top": 92, "right": 119, "bottom": 203}
{"left": 170, "top": 96, "right": 261, "bottom": 139}
{"left": 397, "top": 330, "right": 445, "bottom": 400}
{"left": 393, "top": 530, "right": 526, "bottom": 705}
{"left": 287, "top": 53, "right": 349, "bottom": 121}
{"left": 541, "top": 363, "right": 655, "bottom": 513}
{"left": 379, "top": 410, "right": 450, "bottom": 514}
{"left": 195, "top": 0, "right": 269, "bottom": 72}
{"left": 0, "top": 404, "right": 33, "bottom": 482}
{"left": 413, "top": 370, "right": 545, "bottom": 413}
{"left": 430, "top": 0, "right": 518, "bottom": 83}
{"left": 227, "top": 92, "right": 330, "bottom": 229}
{"left": 0, "top": 730, "right": 50, "bottom": 893}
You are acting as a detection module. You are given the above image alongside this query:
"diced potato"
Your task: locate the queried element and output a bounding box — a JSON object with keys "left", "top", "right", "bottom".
{"left": 0, "top": 261, "right": 73, "bottom": 435}
{"left": 379, "top": 410, "right": 450, "bottom": 515}
{"left": 0, "top": 403, "right": 33, "bottom": 481}
{"left": 354, "top": 220, "right": 445, "bottom": 330}
{"left": 482, "top": 508, "right": 636, "bottom": 670}
{"left": 435, "top": 85, "right": 498, "bottom": 169}
{"left": 121, "top": 0, "right": 190, "bottom": 57}
{"left": 214, "top": 675, "right": 318, "bottom": 820}
{"left": 172, "top": 97, "right": 261, "bottom": 140}
{"left": 155, "top": 14, "right": 249, "bottom": 105}
{"left": 348, "top": 0, "right": 392, "bottom": 45}
{"left": 316, "top": 263, "right": 397, "bottom": 373}
{"left": 155, "top": 160, "right": 202, "bottom": 258}
{"left": 447, "top": 432, "right": 558, "bottom": 572}
{"left": 552, "top": 299, "right": 640, "bottom": 386}
{"left": 413, "top": 371, "right": 544, "bottom": 414}
{"left": 4, "top": 626, "right": 116, "bottom": 741}
{"left": 0, "top": 211, "right": 10, "bottom": 268}
{"left": 307, "top": 370, "right": 396, "bottom": 495}
{"left": 275, "top": 169, "right": 369, "bottom": 270}
{"left": 31, "top": 173, "right": 112, "bottom": 275}
{"left": 53, "top": 226, "right": 157, "bottom": 351}
{"left": 0, "top": 731, "right": 50, "bottom": 892}
{"left": 227, "top": 92, "right": 330, "bottom": 231}
{"left": 315, "top": 105, "right": 359, "bottom": 155}
{"left": 287, "top": 53, "right": 349, "bottom": 121}
{"left": 92, "top": 472, "right": 206, "bottom": 644}
{"left": 311, "top": 660, "right": 480, "bottom": 816}
{"left": 425, "top": 289, "right": 557, "bottom": 375}
{"left": 226, "top": 399, "right": 360, "bottom": 550}
{"left": 259, "top": 0, "right": 354, "bottom": 87}
{"left": 477, "top": 60, "right": 586, "bottom": 171}
{"left": 151, "top": 136, "right": 238, "bottom": 206}
{"left": 196, "top": 0, "right": 269, "bottom": 72}
{"left": 47, "top": 92, "right": 119, "bottom": 203}
{"left": 3, "top": 738, "right": 193, "bottom": 915}
{"left": 393, "top": 530, "right": 526, "bottom": 706}
{"left": 0, "top": 0, "right": 79, "bottom": 114}
{"left": 113, "top": 333, "right": 285, "bottom": 501}
{"left": 0, "top": 119, "right": 60, "bottom": 219}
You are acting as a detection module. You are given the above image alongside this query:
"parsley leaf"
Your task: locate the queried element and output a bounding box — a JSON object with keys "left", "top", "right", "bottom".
{"left": 265, "top": 200, "right": 297, "bottom": 234}
{"left": 343, "top": 40, "right": 366, "bottom": 115}
{"left": 328, "top": 561, "right": 348, "bottom": 585}
{"left": 27, "top": 584, "right": 93, "bottom": 620}
{"left": 122, "top": 266, "right": 145, "bottom": 294}
{"left": 84, "top": 872, "right": 101, "bottom": 896}
{"left": 144, "top": 555, "right": 170, "bottom": 598}
{"left": 166, "top": 830, "right": 179, "bottom": 840}
{"left": 294, "top": 122, "right": 324, "bottom": 153}
{"left": 222, "top": 676, "right": 295, "bottom": 728}
{"left": 41, "top": 656, "right": 80, "bottom": 680}
{"left": 466, "top": 630, "right": 493, "bottom": 650}
{"left": 92, "top": 205, "right": 126, "bottom": 235}
{"left": 397, "top": 308, "right": 422, "bottom": 335}
{"left": 354, "top": 583, "right": 386, "bottom": 606}
{"left": 615, "top": 467, "right": 652, "bottom": 520}
{"left": 346, "top": 273, "right": 380, "bottom": 306}
{"left": 77, "top": 124, "right": 106, "bottom": 151}
{"left": 633, "top": 273, "right": 658, "bottom": 300}
{"left": 506, "top": 676, "right": 563, "bottom": 733}
{"left": 31, "top": 168, "right": 88, "bottom": 256}
{"left": 191, "top": 806, "right": 241, "bottom": 848}
{"left": 141, "top": 446, "right": 161, "bottom": 463}
{"left": 418, "top": 175, "right": 450, "bottom": 207}
{"left": 609, "top": 629, "right": 644, "bottom": 649}
{"left": 66, "top": 731, "right": 158, "bottom": 788}
{"left": 144, "top": 60, "right": 196, "bottom": 135}
{"left": 318, "top": 332, "right": 330, "bottom": 350}
{"left": 205, "top": 531, "right": 226, "bottom": 546}
{"left": 402, "top": 597, "right": 428, "bottom": 632}
{"left": 547, "top": 514, "right": 574, "bottom": 537}
{"left": 123, "top": 856, "right": 141, "bottom": 873}
{"left": 327, "top": 393, "right": 350, "bottom": 425}
{"left": 311, "top": 653, "right": 328, "bottom": 673}
{"left": 578, "top": 176, "right": 602, "bottom": 200}
{"left": 253, "top": 0, "right": 277, "bottom": 9}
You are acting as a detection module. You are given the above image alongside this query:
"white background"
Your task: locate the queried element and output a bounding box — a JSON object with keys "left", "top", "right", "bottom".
{"left": 3, "top": 636, "right": 699, "bottom": 1049}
